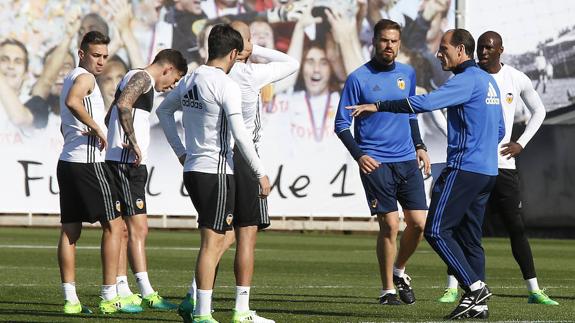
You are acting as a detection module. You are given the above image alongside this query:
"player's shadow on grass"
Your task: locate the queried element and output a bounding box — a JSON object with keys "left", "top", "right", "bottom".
{"left": 257, "top": 308, "right": 383, "bottom": 318}
{"left": 215, "top": 296, "right": 375, "bottom": 305}
{"left": 256, "top": 292, "right": 374, "bottom": 300}
{"left": 0, "top": 300, "right": 61, "bottom": 306}
{"left": 0, "top": 309, "right": 181, "bottom": 322}
{"left": 495, "top": 293, "right": 575, "bottom": 300}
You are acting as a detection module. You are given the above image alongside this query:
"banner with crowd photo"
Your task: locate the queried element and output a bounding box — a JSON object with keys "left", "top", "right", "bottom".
{"left": 464, "top": 0, "right": 575, "bottom": 118}
{"left": 0, "top": 0, "right": 455, "bottom": 217}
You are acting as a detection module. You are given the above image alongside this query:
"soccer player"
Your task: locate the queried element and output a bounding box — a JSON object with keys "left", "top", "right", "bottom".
{"left": 156, "top": 24, "right": 271, "bottom": 323}
{"left": 105, "top": 48, "right": 187, "bottom": 310}
{"left": 57, "top": 31, "right": 140, "bottom": 315}
{"left": 168, "top": 21, "right": 298, "bottom": 323}
{"left": 334, "top": 19, "right": 430, "bottom": 306}
{"left": 347, "top": 29, "right": 505, "bottom": 319}
{"left": 437, "top": 31, "right": 557, "bottom": 307}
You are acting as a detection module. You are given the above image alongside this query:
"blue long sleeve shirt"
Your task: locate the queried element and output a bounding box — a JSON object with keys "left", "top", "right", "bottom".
{"left": 375, "top": 60, "right": 505, "bottom": 176}
{"left": 335, "top": 60, "right": 418, "bottom": 163}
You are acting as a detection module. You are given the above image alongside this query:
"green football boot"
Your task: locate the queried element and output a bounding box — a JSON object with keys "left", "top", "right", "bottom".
{"left": 142, "top": 291, "right": 178, "bottom": 310}
{"left": 63, "top": 301, "right": 93, "bottom": 314}
{"left": 438, "top": 288, "right": 459, "bottom": 303}
{"left": 99, "top": 296, "right": 143, "bottom": 314}
{"left": 528, "top": 290, "right": 559, "bottom": 305}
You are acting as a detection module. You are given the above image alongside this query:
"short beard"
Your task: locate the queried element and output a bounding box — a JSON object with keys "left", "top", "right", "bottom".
{"left": 375, "top": 49, "right": 395, "bottom": 65}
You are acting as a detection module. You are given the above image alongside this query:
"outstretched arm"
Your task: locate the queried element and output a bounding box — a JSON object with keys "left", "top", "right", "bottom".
{"left": 347, "top": 73, "right": 474, "bottom": 116}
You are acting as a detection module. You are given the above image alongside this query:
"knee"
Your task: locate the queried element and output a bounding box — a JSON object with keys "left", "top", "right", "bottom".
{"left": 128, "top": 223, "right": 148, "bottom": 240}
{"left": 408, "top": 219, "right": 426, "bottom": 235}
{"left": 67, "top": 231, "right": 81, "bottom": 244}
{"left": 62, "top": 225, "right": 82, "bottom": 244}
{"left": 102, "top": 218, "right": 123, "bottom": 235}
{"left": 380, "top": 221, "right": 399, "bottom": 237}
{"left": 506, "top": 220, "right": 526, "bottom": 238}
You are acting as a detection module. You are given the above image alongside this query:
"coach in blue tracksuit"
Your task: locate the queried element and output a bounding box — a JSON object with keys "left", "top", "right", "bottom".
{"left": 348, "top": 29, "right": 505, "bottom": 320}
{"left": 335, "top": 19, "right": 430, "bottom": 306}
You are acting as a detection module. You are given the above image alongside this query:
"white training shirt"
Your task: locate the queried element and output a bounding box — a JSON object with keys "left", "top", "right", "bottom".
{"left": 157, "top": 65, "right": 265, "bottom": 177}
{"left": 418, "top": 109, "right": 448, "bottom": 165}
{"left": 491, "top": 64, "right": 546, "bottom": 169}
{"left": 106, "top": 69, "right": 155, "bottom": 164}
{"left": 59, "top": 67, "right": 107, "bottom": 163}
{"left": 229, "top": 44, "right": 299, "bottom": 150}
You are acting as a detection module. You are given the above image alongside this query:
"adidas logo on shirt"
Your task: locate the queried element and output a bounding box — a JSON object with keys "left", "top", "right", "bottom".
{"left": 485, "top": 82, "right": 500, "bottom": 105}
{"left": 182, "top": 85, "right": 204, "bottom": 109}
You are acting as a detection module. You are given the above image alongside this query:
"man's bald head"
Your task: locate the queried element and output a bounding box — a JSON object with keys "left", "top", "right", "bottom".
{"left": 231, "top": 21, "right": 250, "bottom": 40}
{"left": 478, "top": 31, "right": 503, "bottom": 48}
{"left": 230, "top": 20, "right": 253, "bottom": 61}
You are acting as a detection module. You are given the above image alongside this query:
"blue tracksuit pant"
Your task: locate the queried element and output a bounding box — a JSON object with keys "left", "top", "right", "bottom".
{"left": 424, "top": 168, "right": 496, "bottom": 287}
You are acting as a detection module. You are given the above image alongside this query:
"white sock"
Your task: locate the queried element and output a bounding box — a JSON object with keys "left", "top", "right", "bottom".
{"left": 234, "top": 286, "right": 250, "bottom": 312}
{"left": 62, "top": 282, "right": 79, "bottom": 303}
{"left": 447, "top": 275, "right": 459, "bottom": 289}
{"left": 393, "top": 266, "right": 405, "bottom": 278}
{"left": 526, "top": 277, "right": 540, "bottom": 292}
{"left": 469, "top": 280, "right": 485, "bottom": 292}
{"left": 116, "top": 276, "right": 133, "bottom": 297}
{"left": 188, "top": 278, "right": 198, "bottom": 302}
{"left": 196, "top": 289, "right": 213, "bottom": 316}
{"left": 380, "top": 288, "right": 396, "bottom": 296}
{"left": 101, "top": 284, "right": 117, "bottom": 301}
{"left": 135, "top": 272, "right": 155, "bottom": 297}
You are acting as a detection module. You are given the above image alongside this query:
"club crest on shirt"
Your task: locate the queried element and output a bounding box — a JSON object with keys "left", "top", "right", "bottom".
{"left": 136, "top": 198, "right": 144, "bottom": 210}
{"left": 115, "top": 201, "right": 122, "bottom": 212}
{"left": 226, "top": 213, "right": 234, "bottom": 225}
{"left": 506, "top": 93, "right": 514, "bottom": 104}
{"left": 371, "top": 199, "right": 378, "bottom": 209}
{"left": 397, "top": 78, "right": 405, "bottom": 90}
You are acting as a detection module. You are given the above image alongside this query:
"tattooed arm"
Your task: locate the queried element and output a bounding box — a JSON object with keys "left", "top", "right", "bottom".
{"left": 116, "top": 71, "right": 151, "bottom": 166}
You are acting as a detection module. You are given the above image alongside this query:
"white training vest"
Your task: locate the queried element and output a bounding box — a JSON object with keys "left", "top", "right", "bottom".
{"left": 59, "top": 67, "right": 107, "bottom": 163}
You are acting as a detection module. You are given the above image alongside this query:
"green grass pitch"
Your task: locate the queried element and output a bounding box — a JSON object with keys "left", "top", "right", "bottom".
{"left": 0, "top": 227, "right": 573, "bottom": 322}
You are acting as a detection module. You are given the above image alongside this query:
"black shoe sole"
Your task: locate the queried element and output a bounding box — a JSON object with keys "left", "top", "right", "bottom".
{"left": 446, "top": 290, "right": 492, "bottom": 320}
{"left": 398, "top": 293, "right": 416, "bottom": 305}
{"left": 470, "top": 311, "right": 489, "bottom": 319}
